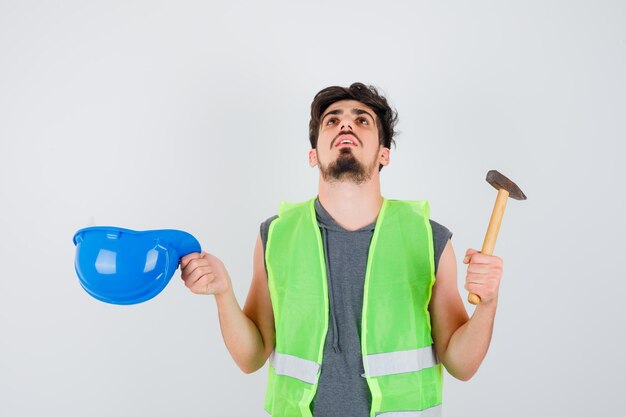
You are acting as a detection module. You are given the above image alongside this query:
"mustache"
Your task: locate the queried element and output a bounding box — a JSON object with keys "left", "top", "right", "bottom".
{"left": 330, "top": 131, "right": 362, "bottom": 149}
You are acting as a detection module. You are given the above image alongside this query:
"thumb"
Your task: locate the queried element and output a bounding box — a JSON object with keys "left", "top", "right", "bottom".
{"left": 463, "top": 248, "right": 480, "bottom": 264}
{"left": 202, "top": 252, "right": 223, "bottom": 270}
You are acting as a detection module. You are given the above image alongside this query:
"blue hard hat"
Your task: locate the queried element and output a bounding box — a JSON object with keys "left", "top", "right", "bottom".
{"left": 73, "top": 226, "right": 201, "bottom": 305}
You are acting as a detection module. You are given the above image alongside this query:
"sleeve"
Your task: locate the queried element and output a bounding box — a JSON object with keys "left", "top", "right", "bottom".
{"left": 259, "top": 214, "right": 279, "bottom": 252}
{"left": 429, "top": 219, "right": 453, "bottom": 276}
{"left": 259, "top": 215, "right": 279, "bottom": 277}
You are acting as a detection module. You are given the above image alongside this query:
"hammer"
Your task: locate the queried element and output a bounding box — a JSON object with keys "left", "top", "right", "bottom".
{"left": 468, "top": 170, "right": 527, "bottom": 305}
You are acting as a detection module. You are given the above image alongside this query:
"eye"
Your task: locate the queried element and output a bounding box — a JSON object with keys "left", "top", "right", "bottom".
{"left": 326, "top": 117, "right": 338, "bottom": 126}
{"left": 357, "top": 117, "right": 369, "bottom": 125}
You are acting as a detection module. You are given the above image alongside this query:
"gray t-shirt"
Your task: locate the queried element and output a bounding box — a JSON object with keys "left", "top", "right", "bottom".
{"left": 260, "top": 199, "right": 452, "bottom": 417}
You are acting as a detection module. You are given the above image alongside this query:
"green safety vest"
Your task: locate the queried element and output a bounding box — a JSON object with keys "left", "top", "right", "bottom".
{"left": 264, "top": 198, "right": 443, "bottom": 417}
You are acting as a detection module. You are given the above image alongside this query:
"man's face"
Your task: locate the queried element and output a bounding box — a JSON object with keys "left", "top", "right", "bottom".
{"left": 309, "top": 99, "right": 389, "bottom": 184}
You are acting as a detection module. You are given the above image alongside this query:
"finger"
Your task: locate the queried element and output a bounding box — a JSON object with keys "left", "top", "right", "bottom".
{"left": 180, "top": 252, "right": 202, "bottom": 269}
{"left": 477, "top": 254, "right": 503, "bottom": 268}
{"left": 465, "top": 276, "right": 494, "bottom": 291}
{"left": 183, "top": 265, "right": 214, "bottom": 287}
{"left": 464, "top": 279, "right": 483, "bottom": 292}
{"left": 181, "top": 257, "right": 210, "bottom": 278}
{"left": 468, "top": 265, "right": 503, "bottom": 283}
{"left": 190, "top": 274, "right": 217, "bottom": 295}
{"left": 465, "top": 248, "right": 480, "bottom": 256}
{"left": 180, "top": 258, "right": 209, "bottom": 281}
{"left": 466, "top": 252, "right": 500, "bottom": 265}
{"left": 467, "top": 264, "right": 492, "bottom": 274}
{"left": 184, "top": 251, "right": 211, "bottom": 270}
{"left": 466, "top": 269, "right": 500, "bottom": 285}
{"left": 465, "top": 272, "right": 485, "bottom": 285}
{"left": 465, "top": 279, "right": 498, "bottom": 298}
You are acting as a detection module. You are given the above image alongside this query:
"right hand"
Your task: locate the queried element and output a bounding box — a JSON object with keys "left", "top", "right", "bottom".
{"left": 180, "top": 251, "right": 231, "bottom": 297}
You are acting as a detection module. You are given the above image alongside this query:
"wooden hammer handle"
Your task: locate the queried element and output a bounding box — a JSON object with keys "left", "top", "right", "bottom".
{"left": 468, "top": 188, "right": 509, "bottom": 305}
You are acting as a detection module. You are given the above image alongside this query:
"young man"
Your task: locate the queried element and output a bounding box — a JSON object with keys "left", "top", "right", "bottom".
{"left": 180, "top": 83, "right": 503, "bottom": 417}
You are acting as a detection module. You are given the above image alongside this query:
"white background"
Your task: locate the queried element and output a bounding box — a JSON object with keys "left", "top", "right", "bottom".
{"left": 1, "top": 1, "right": 625, "bottom": 416}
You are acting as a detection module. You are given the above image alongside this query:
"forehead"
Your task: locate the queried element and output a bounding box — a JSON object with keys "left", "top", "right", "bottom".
{"left": 323, "top": 99, "right": 375, "bottom": 116}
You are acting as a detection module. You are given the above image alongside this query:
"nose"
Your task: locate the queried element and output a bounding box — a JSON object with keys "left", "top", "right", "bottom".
{"left": 340, "top": 117, "right": 353, "bottom": 131}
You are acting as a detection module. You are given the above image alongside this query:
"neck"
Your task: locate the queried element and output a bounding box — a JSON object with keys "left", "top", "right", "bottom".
{"left": 317, "top": 175, "right": 383, "bottom": 231}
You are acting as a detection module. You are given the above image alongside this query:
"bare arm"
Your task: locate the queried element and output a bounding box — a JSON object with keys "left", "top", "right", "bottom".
{"left": 429, "top": 240, "right": 502, "bottom": 381}
{"left": 180, "top": 233, "right": 275, "bottom": 374}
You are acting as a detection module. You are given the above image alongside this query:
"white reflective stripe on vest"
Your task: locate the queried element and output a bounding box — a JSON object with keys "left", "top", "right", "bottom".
{"left": 363, "top": 346, "right": 438, "bottom": 377}
{"left": 269, "top": 351, "right": 320, "bottom": 384}
{"left": 376, "top": 405, "right": 442, "bottom": 417}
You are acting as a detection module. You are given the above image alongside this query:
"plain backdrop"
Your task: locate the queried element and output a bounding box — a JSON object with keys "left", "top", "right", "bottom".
{"left": 1, "top": 1, "right": 625, "bottom": 416}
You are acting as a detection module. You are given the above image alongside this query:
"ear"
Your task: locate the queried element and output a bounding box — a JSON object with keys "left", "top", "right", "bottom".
{"left": 379, "top": 147, "right": 390, "bottom": 167}
{"left": 308, "top": 149, "right": 318, "bottom": 167}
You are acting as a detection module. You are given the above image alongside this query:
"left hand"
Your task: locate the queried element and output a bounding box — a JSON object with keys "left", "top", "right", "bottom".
{"left": 463, "top": 248, "right": 503, "bottom": 306}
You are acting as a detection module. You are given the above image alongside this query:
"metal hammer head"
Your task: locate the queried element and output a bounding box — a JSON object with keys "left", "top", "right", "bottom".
{"left": 486, "top": 170, "right": 527, "bottom": 200}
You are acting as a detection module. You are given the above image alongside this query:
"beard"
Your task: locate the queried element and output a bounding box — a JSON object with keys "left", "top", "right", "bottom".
{"left": 318, "top": 148, "right": 378, "bottom": 185}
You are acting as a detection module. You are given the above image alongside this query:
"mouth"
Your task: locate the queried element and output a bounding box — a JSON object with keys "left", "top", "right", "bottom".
{"left": 334, "top": 134, "right": 358, "bottom": 148}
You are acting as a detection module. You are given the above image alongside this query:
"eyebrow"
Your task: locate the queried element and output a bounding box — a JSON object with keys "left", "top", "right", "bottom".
{"left": 321, "top": 108, "right": 376, "bottom": 125}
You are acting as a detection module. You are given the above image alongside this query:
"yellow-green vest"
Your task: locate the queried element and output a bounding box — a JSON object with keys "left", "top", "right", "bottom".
{"left": 264, "top": 198, "right": 443, "bottom": 417}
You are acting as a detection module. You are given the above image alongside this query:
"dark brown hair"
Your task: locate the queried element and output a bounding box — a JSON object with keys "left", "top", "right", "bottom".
{"left": 308, "top": 82, "right": 398, "bottom": 151}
